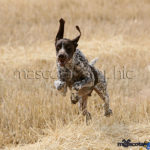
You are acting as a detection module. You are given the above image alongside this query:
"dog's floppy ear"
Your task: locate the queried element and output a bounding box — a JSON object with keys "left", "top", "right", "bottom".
{"left": 72, "top": 26, "right": 81, "bottom": 48}
{"left": 55, "top": 18, "right": 65, "bottom": 43}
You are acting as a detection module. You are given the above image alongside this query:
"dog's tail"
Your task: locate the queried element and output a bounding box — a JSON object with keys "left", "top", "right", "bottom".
{"left": 89, "top": 57, "right": 99, "bottom": 66}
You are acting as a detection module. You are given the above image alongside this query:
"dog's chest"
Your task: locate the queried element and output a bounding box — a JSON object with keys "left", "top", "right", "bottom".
{"left": 67, "top": 63, "right": 82, "bottom": 77}
{"left": 59, "top": 63, "right": 83, "bottom": 83}
{"left": 58, "top": 66, "right": 72, "bottom": 82}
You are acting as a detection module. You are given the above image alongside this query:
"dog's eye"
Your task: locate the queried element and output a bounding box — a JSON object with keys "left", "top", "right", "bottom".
{"left": 56, "top": 46, "right": 61, "bottom": 51}
{"left": 66, "top": 47, "right": 72, "bottom": 52}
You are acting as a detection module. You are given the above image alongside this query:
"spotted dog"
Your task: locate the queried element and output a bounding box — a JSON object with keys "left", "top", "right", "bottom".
{"left": 54, "top": 18, "right": 112, "bottom": 122}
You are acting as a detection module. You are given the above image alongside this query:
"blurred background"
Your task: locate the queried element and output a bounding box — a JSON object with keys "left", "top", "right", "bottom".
{"left": 0, "top": 0, "right": 150, "bottom": 46}
{"left": 0, "top": 0, "right": 150, "bottom": 149}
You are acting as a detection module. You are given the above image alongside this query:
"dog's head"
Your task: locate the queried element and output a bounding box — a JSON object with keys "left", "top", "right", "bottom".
{"left": 55, "top": 18, "right": 81, "bottom": 66}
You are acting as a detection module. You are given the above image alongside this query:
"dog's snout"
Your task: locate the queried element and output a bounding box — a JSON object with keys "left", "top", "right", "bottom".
{"left": 59, "top": 54, "right": 66, "bottom": 59}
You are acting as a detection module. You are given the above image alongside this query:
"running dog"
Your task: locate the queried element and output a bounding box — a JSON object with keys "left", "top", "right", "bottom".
{"left": 54, "top": 18, "right": 112, "bottom": 123}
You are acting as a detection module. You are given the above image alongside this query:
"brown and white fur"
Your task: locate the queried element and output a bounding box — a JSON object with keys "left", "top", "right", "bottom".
{"left": 54, "top": 18, "right": 112, "bottom": 123}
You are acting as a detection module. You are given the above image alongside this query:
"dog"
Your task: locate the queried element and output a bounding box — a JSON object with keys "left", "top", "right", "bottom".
{"left": 54, "top": 18, "right": 112, "bottom": 123}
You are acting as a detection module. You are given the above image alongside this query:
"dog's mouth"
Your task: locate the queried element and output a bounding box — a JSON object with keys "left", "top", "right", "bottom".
{"left": 58, "top": 58, "right": 67, "bottom": 66}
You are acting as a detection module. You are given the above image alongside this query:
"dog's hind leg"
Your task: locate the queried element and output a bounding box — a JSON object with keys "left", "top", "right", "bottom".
{"left": 78, "top": 95, "right": 92, "bottom": 124}
{"left": 94, "top": 82, "right": 112, "bottom": 117}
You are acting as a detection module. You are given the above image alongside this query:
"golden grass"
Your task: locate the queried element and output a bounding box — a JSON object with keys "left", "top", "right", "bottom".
{"left": 0, "top": 0, "right": 150, "bottom": 149}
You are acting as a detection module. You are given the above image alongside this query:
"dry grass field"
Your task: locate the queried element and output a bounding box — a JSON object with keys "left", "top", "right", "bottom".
{"left": 0, "top": 0, "right": 150, "bottom": 149}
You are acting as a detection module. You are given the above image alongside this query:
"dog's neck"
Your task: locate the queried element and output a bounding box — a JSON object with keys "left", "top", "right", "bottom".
{"left": 59, "top": 49, "right": 79, "bottom": 69}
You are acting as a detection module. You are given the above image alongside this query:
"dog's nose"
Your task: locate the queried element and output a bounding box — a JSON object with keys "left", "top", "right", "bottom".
{"left": 59, "top": 54, "right": 66, "bottom": 59}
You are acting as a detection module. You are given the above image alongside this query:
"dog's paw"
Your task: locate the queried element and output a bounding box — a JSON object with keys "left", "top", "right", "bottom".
{"left": 54, "top": 80, "right": 65, "bottom": 90}
{"left": 104, "top": 109, "right": 113, "bottom": 117}
{"left": 71, "top": 93, "right": 80, "bottom": 104}
{"left": 73, "top": 82, "right": 82, "bottom": 91}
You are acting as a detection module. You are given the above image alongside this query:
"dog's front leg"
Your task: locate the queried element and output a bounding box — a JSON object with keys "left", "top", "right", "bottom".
{"left": 54, "top": 80, "right": 67, "bottom": 96}
{"left": 78, "top": 95, "right": 92, "bottom": 124}
{"left": 70, "top": 89, "right": 80, "bottom": 104}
